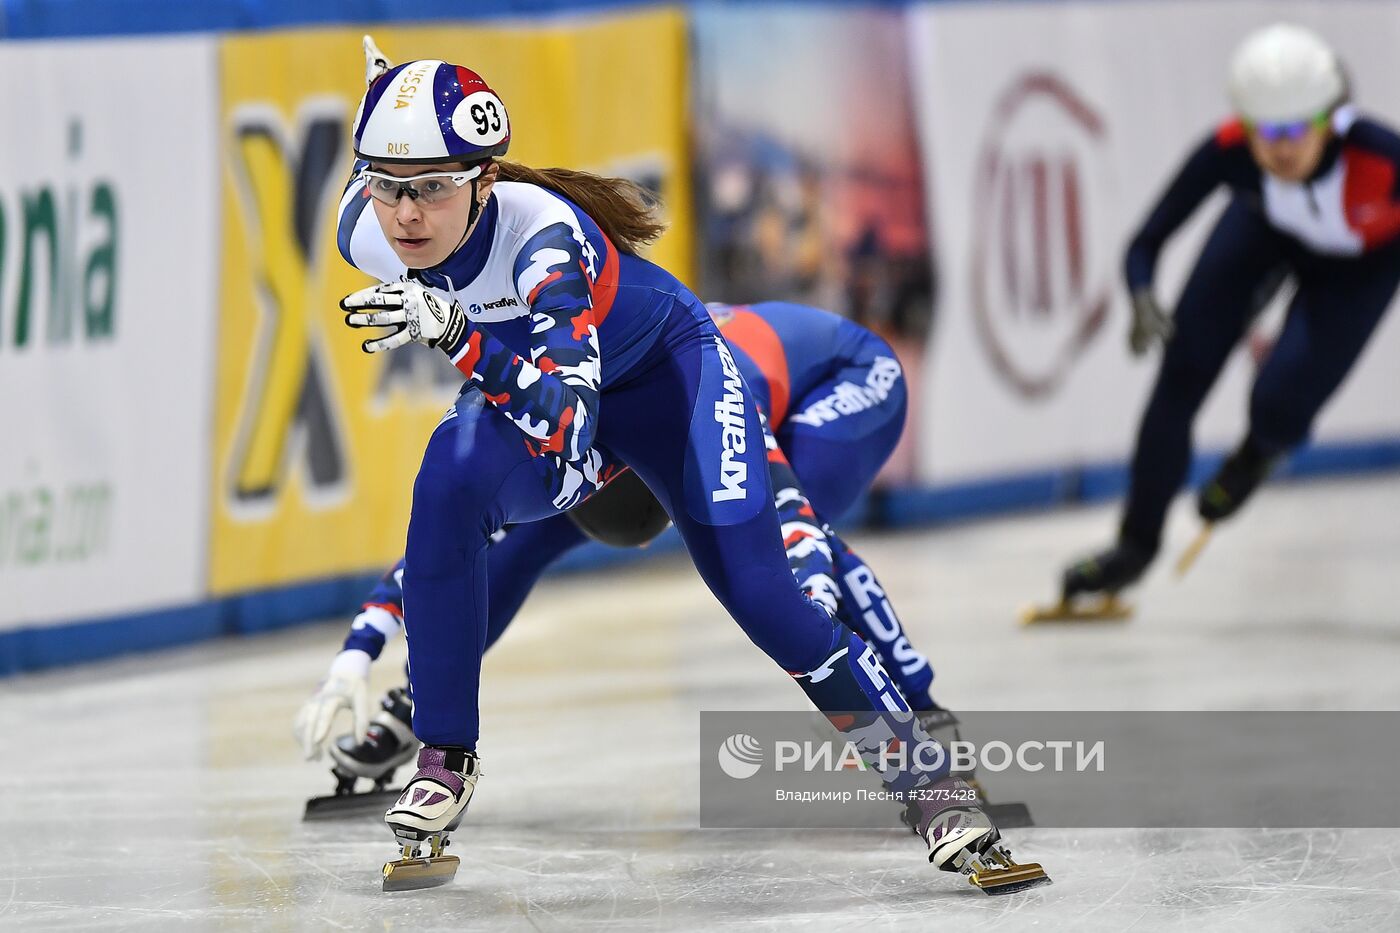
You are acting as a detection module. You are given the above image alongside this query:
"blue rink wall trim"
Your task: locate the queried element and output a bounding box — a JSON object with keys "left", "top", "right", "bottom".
{"left": 0, "top": 0, "right": 658, "bottom": 38}
{"left": 0, "top": 0, "right": 1298, "bottom": 40}
{"left": 0, "top": 0, "right": 963, "bottom": 40}
{"left": 874, "top": 436, "right": 1400, "bottom": 526}
{"left": 1, "top": 436, "right": 1397, "bottom": 677}
{"left": 6, "top": 0, "right": 1394, "bottom": 39}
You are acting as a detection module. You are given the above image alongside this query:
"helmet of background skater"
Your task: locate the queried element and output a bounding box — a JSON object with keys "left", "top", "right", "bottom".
{"left": 567, "top": 470, "right": 674, "bottom": 549}
{"left": 353, "top": 60, "right": 510, "bottom": 166}
{"left": 1227, "top": 23, "right": 1346, "bottom": 125}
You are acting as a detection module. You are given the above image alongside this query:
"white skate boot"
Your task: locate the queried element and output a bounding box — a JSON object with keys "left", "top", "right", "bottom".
{"left": 381, "top": 746, "right": 480, "bottom": 891}
{"left": 904, "top": 776, "right": 1051, "bottom": 895}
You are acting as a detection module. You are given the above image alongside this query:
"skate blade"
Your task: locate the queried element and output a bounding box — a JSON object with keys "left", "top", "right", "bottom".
{"left": 968, "top": 860, "right": 1052, "bottom": 895}
{"left": 1174, "top": 524, "right": 1213, "bottom": 579}
{"left": 1019, "top": 596, "right": 1132, "bottom": 625}
{"left": 381, "top": 854, "right": 460, "bottom": 892}
{"left": 303, "top": 788, "right": 403, "bottom": 822}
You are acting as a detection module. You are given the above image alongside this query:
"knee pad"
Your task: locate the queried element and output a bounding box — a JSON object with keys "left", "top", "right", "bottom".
{"left": 567, "top": 470, "right": 673, "bottom": 548}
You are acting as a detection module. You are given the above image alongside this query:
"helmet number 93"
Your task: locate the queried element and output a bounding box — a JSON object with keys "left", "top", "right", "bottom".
{"left": 453, "top": 91, "right": 509, "bottom": 146}
{"left": 471, "top": 101, "right": 502, "bottom": 136}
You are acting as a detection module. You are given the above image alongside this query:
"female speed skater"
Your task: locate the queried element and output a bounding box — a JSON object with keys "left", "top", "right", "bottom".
{"left": 297, "top": 301, "right": 972, "bottom": 801}
{"left": 1039, "top": 23, "right": 1400, "bottom": 620}
{"left": 320, "top": 39, "right": 1046, "bottom": 892}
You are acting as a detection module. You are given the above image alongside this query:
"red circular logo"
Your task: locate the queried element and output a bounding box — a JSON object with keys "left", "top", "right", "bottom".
{"left": 970, "top": 73, "right": 1113, "bottom": 398}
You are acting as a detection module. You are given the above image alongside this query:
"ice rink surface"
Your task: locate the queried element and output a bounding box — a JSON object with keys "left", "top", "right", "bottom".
{"left": 3, "top": 474, "right": 1400, "bottom": 931}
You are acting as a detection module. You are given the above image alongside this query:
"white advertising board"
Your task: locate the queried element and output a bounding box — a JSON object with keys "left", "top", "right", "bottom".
{"left": 0, "top": 36, "right": 219, "bottom": 628}
{"left": 910, "top": 0, "right": 1400, "bottom": 483}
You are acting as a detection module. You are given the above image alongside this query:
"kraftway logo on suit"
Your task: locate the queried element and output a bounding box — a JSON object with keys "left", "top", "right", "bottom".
{"left": 468, "top": 296, "right": 519, "bottom": 314}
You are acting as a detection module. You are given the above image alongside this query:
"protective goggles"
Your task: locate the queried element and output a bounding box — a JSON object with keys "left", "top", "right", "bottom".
{"left": 1246, "top": 112, "right": 1330, "bottom": 142}
{"left": 360, "top": 165, "right": 483, "bottom": 205}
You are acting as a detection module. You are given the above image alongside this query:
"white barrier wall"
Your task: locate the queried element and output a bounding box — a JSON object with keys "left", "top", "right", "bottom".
{"left": 0, "top": 37, "right": 219, "bottom": 627}
{"left": 4, "top": 2, "right": 1400, "bottom": 656}
{"left": 910, "top": 0, "right": 1400, "bottom": 484}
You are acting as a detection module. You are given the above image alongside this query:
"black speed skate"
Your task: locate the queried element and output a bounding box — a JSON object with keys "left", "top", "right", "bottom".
{"left": 1198, "top": 438, "right": 1278, "bottom": 524}
{"left": 1062, "top": 539, "right": 1152, "bottom": 598}
{"left": 303, "top": 687, "right": 420, "bottom": 820}
{"left": 1173, "top": 438, "right": 1281, "bottom": 578}
{"left": 1021, "top": 539, "right": 1153, "bottom": 624}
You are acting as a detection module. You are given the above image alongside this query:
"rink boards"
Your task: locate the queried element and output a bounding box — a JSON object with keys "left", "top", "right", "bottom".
{"left": 4, "top": 0, "right": 1400, "bottom": 672}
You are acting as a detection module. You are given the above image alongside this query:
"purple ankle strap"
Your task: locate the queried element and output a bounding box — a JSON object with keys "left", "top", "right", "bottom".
{"left": 908, "top": 776, "right": 976, "bottom": 835}
{"left": 415, "top": 746, "right": 471, "bottom": 796}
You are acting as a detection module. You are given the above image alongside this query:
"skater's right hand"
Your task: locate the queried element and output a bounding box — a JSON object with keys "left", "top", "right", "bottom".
{"left": 293, "top": 649, "right": 372, "bottom": 760}
{"left": 1128, "top": 288, "right": 1173, "bottom": 356}
{"left": 341, "top": 281, "right": 469, "bottom": 355}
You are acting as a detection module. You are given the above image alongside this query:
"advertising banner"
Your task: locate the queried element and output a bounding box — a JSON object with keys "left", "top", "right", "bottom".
{"left": 690, "top": 2, "right": 934, "bottom": 485}
{"left": 0, "top": 37, "right": 219, "bottom": 629}
{"left": 909, "top": 0, "right": 1400, "bottom": 484}
{"left": 211, "top": 10, "right": 693, "bottom": 593}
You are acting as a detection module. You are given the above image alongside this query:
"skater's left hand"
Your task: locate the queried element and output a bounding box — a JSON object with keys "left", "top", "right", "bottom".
{"left": 341, "top": 281, "right": 468, "bottom": 354}
{"left": 1128, "top": 288, "right": 1174, "bottom": 355}
{"left": 363, "top": 34, "right": 392, "bottom": 87}
{"left": 293, "top": 649, "right": 372, "bottom": 760}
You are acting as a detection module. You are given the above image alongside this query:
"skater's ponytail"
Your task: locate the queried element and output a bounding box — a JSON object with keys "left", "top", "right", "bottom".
{"left": 495, "top": 162, "right": 667, "bottom": 255}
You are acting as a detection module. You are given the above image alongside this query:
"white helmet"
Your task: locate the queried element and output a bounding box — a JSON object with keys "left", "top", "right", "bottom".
{"left": 1228, "top": 23, "right": 1345, "bottom": 124}
{"left": 352, "top": 59, "right": 510, "bottom": 166}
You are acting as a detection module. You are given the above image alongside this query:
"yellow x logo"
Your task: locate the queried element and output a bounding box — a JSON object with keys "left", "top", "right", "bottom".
{"left": 227, "top": 107, "right": 348, "bottom": 504}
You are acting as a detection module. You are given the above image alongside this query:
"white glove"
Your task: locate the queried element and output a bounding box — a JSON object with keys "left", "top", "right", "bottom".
{"left": 341, "top": 281, "right": 468, "bottom": 354}
{"left": 363, "top": 35, "right": 392, "bottom": 87}
{"left": 293, "top": 649, "right": 372, "bottom": 760}
{"left": 1128, "top": 288, "right": 1174, "bottom": 356}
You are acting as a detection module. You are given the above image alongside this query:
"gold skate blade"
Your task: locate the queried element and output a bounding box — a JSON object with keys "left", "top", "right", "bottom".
{"left": 1019, "top": 596, "right": 1132, "bottom": 625}
{"left": 381, "top": 854, "right": 460, "bottom": 892}
{"left": 1174, "top": 524, "right": 1214, "bottom": 579}
{"left": 968, "top": 860, "right": 1052, "bottom": 895}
